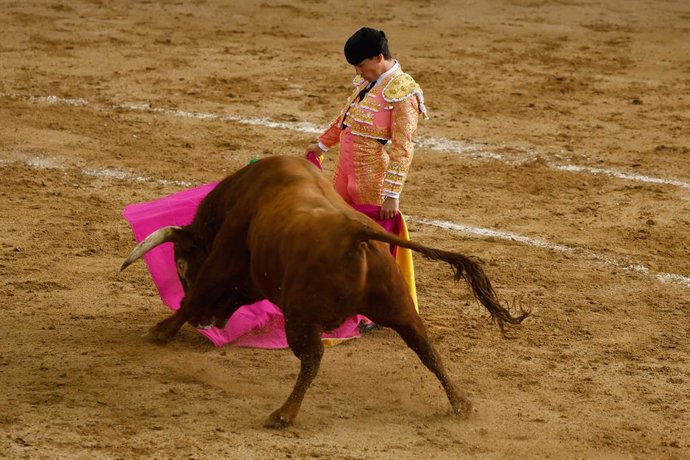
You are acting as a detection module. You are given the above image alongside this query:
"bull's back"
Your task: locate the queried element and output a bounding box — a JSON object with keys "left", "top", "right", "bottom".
{"left": 191, "top": 154, "right": 378, "bottom": 272}
{"left": 224, "top": 156, "right": 360, "bottom": 225}
{"left": 191, "top": 156, "right": 340, "bottom": 235}
{"left": 209, "top": 157, "right": 336, "bottom": 208}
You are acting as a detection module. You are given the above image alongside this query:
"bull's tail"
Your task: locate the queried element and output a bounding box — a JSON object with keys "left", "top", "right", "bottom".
{"left": 357, "top": 224, "right": 529, "bottom": 336}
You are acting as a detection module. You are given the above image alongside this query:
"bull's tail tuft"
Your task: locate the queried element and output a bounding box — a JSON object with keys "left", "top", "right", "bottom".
{"left": 357, "top": 224, "right": 529, "bottom": 337}
{"left": 433, "top": 249, "right": 530, "bottom": 337}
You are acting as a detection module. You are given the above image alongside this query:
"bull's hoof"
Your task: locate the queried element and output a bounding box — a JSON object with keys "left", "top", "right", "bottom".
{"left": 451, "top": 396, "right": 473, "bottom": 420}
{"left": 142, "top": 329, "right": 172, "bottom": 345}
{"left": 264, "top": 412, "right": 293, "bottom": 429}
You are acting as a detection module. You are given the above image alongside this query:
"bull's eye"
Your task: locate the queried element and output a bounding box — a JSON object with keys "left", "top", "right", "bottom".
{"left": 176, "top": 260, "right": 188, "bottom": 277}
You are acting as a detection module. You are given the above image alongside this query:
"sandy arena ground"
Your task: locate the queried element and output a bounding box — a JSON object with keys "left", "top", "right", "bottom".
{"left": 1, "top": 0, "right": 689, "bottom": 458}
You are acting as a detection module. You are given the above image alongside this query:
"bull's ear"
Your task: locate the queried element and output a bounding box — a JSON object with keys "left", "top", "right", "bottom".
{"left": 120, "top": 226, "right": 182, "bottom": 271}
{"left": 169, "top": 227, "right": 196, "bottom": 248}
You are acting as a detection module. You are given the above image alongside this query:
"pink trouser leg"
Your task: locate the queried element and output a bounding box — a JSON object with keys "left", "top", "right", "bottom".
{"left": 333, "top": 129, "right": 360, "bottom": 204}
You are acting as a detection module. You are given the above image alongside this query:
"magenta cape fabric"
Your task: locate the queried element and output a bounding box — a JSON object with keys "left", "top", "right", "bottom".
{"left": 122, "top": 172, "right": 402, "bottom": 349}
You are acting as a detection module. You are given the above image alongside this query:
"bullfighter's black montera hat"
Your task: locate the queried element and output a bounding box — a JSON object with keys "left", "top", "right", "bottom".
{"left": 344, "top": 27, "right": 388, "bottom": 65}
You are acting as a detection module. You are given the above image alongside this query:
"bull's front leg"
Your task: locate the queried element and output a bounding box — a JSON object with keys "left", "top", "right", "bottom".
{"left": 212, "top": 291, "right": 256, "bottom": 330}
{"left": 143, "top": 298, "right": 193, "bottom": 344}
{"left": 265, "top": 321, "right": 323, "bottom": 428}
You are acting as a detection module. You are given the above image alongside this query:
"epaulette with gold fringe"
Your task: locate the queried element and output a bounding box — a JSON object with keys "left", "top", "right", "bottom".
{"left": 383, "top": 73, "right": 420, "bottom": 102}
{"left": 383, "top": 73, "right": 428, "bottom": 119}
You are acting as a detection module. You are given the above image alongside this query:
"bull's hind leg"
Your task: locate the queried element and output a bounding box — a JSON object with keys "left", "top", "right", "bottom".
{"left": 361, "top": 244, "right": 471, "bottom": 417}
{"left": 395, "top": 317, "right": 472, "bottom": 418}
{"left": 367, "top": 306, "right": 472, "bottom": 418}
{"left": 265, "top": 320, "right": 324, "bottom": 428}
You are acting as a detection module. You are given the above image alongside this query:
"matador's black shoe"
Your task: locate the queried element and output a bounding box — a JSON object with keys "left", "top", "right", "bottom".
{"left": 358, "top": 320, "right": 382, "bottom": 333}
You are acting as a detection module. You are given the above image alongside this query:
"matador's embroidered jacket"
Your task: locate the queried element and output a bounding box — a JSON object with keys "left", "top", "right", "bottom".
{"left": 317, "top": 62, "right": 427, "bottom": 202}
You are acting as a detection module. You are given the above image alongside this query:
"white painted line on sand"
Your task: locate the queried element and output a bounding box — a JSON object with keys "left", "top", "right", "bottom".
{"left": 4, "top": 93, "right": 690, "bottom": 190}
{"left": 3, "top": 151, "right": 687, "bottom": 289}
{"left": 412, "top": 218, "right": 572, "bottom": 253}
{"left": 552, "top": 164, "right": 690, "bottom": 190}
{"left": 82, "top": 166, "right": 194, "bottom": 187}
{"left": 3, "top": 151, "right": 195, "bottom": 188}
{"left": 410, "top": 217, "right": 690, "bottom": 289}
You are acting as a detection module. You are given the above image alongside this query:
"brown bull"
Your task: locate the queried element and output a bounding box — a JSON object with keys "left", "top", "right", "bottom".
{"left": 121, "top": 155, "right": 527, "bottom": 427}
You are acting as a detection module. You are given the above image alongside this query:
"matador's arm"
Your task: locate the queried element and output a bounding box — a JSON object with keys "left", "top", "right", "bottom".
{"left": 383, "top": 95, "right": 420, "bottom": 199}
{"left": 317, "top": 115, "right": 343, "bottom": 152}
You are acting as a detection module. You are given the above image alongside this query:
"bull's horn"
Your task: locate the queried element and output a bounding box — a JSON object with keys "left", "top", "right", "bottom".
{"left": 120, "top": 226, "right": 181, "bottom": 271}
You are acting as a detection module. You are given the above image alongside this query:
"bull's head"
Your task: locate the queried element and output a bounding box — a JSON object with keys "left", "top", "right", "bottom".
{"left": 120, "top": 226, "right": 206, "bottom": 289}
{"left": 120, "top": 227, "right": 242, "bottom": 336}
{"left": 121, "top": 226, "right": 216, "bottom": 330}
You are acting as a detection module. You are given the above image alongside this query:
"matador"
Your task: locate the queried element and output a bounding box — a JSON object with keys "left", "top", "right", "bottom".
{"left": 307, "top": 27, "right": 427, "bottom": 220}
{"left": 306, "top": 27, "right": 426, "bottom": 312}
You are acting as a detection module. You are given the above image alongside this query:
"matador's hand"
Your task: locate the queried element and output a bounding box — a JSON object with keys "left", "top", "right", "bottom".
{"left": 305, "top": 143, "right": 322, "bottom": 156}
{"left": 380, "top": 197, "right": 399, "bottom": 220}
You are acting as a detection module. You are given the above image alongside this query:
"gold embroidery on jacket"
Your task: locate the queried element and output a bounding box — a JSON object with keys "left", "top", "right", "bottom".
{"left": 352, "top": 135, "right": 387, "bottom": 205}
{"left": 352, "top": 74, "right": 366, "bottom": 87}
{"left": 348, "top": 122, "right": 390, "bottom": 140}
{"left": 383, "top": 73, "right": 428, "bottom": 120}
{"left": 383, "top": 97, "right": 419, "bottom": 198}
{"left": 358, "top": 94, "right": 381, "bottom": 112}
{"left": 383, "top": 74, "right": 418, "bottom": 100}
{"left": 322, "top": 66, "right": 424, "bottom": 200}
